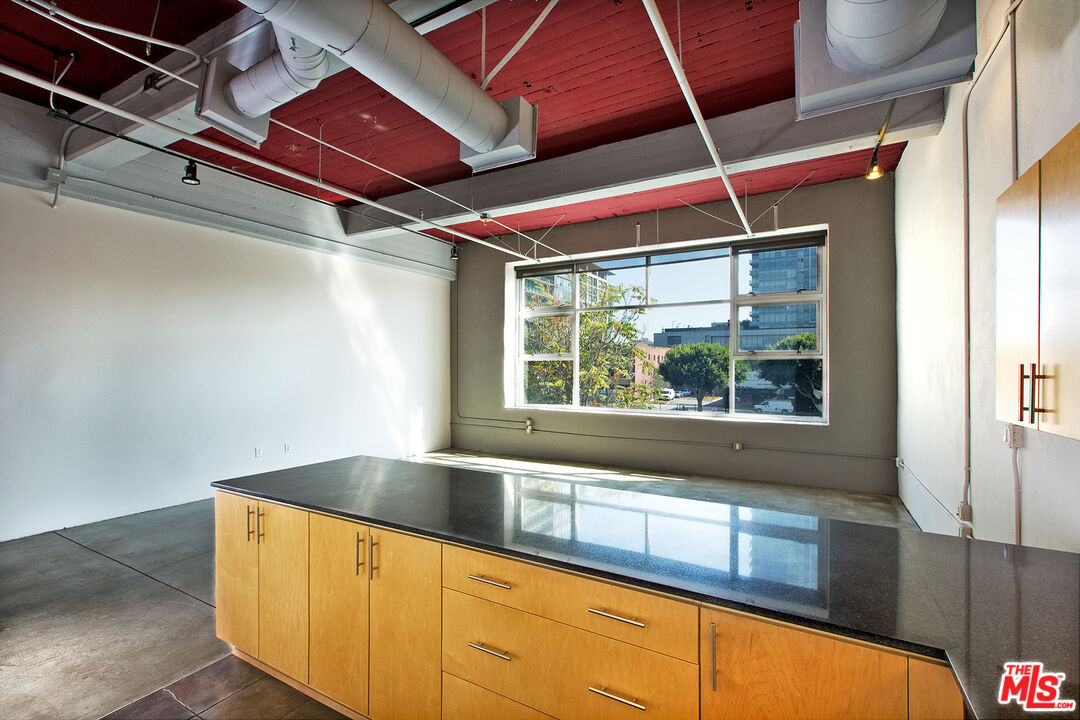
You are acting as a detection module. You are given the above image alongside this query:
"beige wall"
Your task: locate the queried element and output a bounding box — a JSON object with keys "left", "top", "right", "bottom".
{"left": 0, "top": 184, "right": 451, "bottom": 541}
{"left": 895, "top": 0, "right": 1080, "bottom": 552}
{"left": 452, "top": 177, "right": 898, "bottom": 495}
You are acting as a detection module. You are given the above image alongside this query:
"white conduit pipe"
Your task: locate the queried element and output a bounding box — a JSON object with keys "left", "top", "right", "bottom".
{"left": 25, "top": 0, "right": 203, "bottom": 65}
{"left": 0, "top": 63, "right": 529, "bottom": 261}
{"left": 826, "top": 0, "right": 946, "bottom": 73}
{"left": 227, "top": 24, "right": 329, "bottom": 118}
{"left": 240, "top": 0, "right": 510, "bottom": 153}
{"left": 640, "top": 0, "right": 752, "bottom": 236}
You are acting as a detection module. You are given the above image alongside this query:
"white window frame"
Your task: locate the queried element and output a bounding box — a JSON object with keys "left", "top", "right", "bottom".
{"left": 502, "top": 225, "right": 829, "bottom": 424}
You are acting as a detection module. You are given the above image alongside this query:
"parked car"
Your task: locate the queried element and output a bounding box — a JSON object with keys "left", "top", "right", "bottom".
{"left": 659, "top": 388, "right": 676, "bottom": 400}
{"left": 753, "top": 399, "right": 793, "bottom": 414}
{"left": 678, "top": 388, "right": 692, "bottom": 397}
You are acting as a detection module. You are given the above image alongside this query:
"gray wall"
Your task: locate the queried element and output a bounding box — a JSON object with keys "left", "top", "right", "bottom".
{"left": 895, "top": 0, "right": 1080, "bottom": 552}
{"left": 451, "top": 177, "right": 898, "bottom": 494}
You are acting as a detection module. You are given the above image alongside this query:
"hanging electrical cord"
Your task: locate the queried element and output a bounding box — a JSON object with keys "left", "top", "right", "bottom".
{"left": 48, "top": 51, "right": 74, "bottom": 110}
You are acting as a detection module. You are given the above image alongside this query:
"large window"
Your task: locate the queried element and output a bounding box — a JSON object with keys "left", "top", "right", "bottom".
{"left": 509, "top": 232, "right": 827, "bottom": 421}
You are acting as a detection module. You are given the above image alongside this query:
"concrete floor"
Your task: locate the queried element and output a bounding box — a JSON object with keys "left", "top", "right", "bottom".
{"left": 0, "top": 499, "right": 227, "bottom": 720}
{"left": 0, "top": 454, "right": 916, "bottom": 720}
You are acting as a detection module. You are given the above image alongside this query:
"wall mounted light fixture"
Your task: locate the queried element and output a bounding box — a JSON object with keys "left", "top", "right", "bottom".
{"left": 181, "top": 160, "right": 200, "bottom": 186}
{"left": 865, "top": 99, "right": 896, "bottom": 181}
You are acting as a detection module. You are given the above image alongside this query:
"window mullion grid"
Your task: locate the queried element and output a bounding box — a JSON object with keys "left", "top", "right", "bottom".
{"left": 730, "top": 297, "right": 823, "bottom": 359}
{"left": 571, "top": 271, "right": 581, "bottom": 408}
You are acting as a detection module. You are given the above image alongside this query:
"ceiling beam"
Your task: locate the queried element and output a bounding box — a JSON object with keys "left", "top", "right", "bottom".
{"left": 342, "top": 90, "right": 944, "bottom": 239}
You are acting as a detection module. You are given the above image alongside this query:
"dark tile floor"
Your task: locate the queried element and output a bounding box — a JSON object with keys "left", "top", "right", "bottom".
{"left": 100, "top": 655, "right": 346, "bottom": 720}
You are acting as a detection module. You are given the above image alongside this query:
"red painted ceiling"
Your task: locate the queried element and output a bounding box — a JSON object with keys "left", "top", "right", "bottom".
{"left": 1, "top": 0, "right": 903, "bottom": 237}
{"left": 424, "top": 141, "right": 906, "bottom": 243}
{"left": 0, "top": 0, "right": 242, "bottom": 112}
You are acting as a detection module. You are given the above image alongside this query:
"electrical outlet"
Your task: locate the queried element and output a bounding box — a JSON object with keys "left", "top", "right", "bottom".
{"left": 255, "top": 447, "right": 262, "bottom": 458}
{"left": 284, "top": 442, "right": 290, "bottom": 453}
{"left": 1003, "top": 424, "right": 1026, "bottom": 449}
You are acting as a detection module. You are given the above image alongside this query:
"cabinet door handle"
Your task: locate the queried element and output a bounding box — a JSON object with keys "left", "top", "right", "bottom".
{"left": 1029, "top": 363, "right": 1051, "bottom": 423}
{"left": 369, "top": 537, "right": 377, "bottom": 580}
{"left": 246, "top": 505, "right": 255, "bottom": 542}
{"left": 587, "top": 607, "right": 645, "bottom": 628}
{"left": 256, "top": 509, "right": 264, "bottom": 545}
{"left": 467, "top": 642, "right": 511, "bottom": 661}
{"left": 588, "top": 686, "right": 645, "bottom": 711}
{"left": 1018, "top": 363, "right": 1028, "bottom": 422}
{"left": 355, "top": 532, "right": 365, "bottom": 576}
{"left": 709, "top": 622, "right": 717, "bottom": 692}
{"left": 467, "top": 574, "right": 511, "bottom": 590}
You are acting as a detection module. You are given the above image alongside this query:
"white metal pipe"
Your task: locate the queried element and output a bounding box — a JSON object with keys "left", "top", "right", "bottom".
{"left": 241, "top": 0, "right": 510, "bottom": 153}
{"left": 481, "top": 0, "right": 559, "bottom": 91}
{"left": 0, "top": 62, "right": 528, "bottom": 260}
{"left": 226, "top": 24, "right": 328, "bottom": 118}
{"left": 24, "top": 0, "right": 203, "bottom": 64}
{"left": 826, "top": 0, "right": 946, "bottom": 73}
{"left": 639, "top": 0, "right": 752, "bottom": 236}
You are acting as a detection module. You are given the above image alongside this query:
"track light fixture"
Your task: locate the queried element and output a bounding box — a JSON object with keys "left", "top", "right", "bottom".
{"left": 181, "top": 160, "right": 200, "bottom": 186}
{"left": 865, "top": 99, "right": 895, "bottom": 181}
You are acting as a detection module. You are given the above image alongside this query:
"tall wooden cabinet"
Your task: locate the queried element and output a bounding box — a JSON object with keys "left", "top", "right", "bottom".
{"left": 309, "top": 513, "right": 370, "bottom": 714}
{"left": 214, "top": 492, "right": 309, "bottom": 683}
{"left": 368, "top": 528, "right": 443, "bottom": 720}
{"left": 996, "top": 121, "right": 1080, "bottom": 439}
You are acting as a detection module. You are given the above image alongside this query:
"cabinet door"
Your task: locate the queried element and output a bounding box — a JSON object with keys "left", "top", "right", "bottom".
{"left": 215, "top": 491, "right": 258, "bottom": 656}
{"left": 995, "top": 162, "right": 1041, "bottom": 427}
{"left": 909, "top": 659, "right": 964, "bottom": 720}
{"left": 701, "top": 608, "right": 907, "bottom": 720}
{"left": 1039, "top": 123, "right": 1080, "bottom": 440}
{"left": 369, "top": 528, "right": 441, "bottom": 720}
{"left": 257, "top": 501, "right": 309, "bottom": 683}
{"left": 309, "top": 513, "right": 369, "bottom": 714}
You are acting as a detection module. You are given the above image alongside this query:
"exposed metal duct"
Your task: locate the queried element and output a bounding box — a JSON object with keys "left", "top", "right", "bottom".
{"left": 226, "top": 24, "right": 329, "bottom": 118}
{"left": 826, "top": 0, "right": 947, "bottom": 74}
{"left": 239, "top": 0, "right": 511, "bottom": 153}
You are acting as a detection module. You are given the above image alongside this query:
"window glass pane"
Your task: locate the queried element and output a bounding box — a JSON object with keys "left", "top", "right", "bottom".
{"left": 737, "top": 246, "right": 818, "bottom": 295}
{"left": 641, "top": 305, "right": 732, "bottom": 413}
{"left": 523, "top": 273, "right": 572, "bottom": 309}
{"left": 523, "top": 315, "right": 571, "bottom": 355}
{"left": 737, "top": 304, "right": 817, "bottom": 352}
{"left": 578, "top": 305, "right": 648, "bottom": 408}
{"left": 649, "top": 251, "right": 730, "bottom": 304}
{"left": 524, "top": 360, "right": 572, "bottom": 405}
{"left": 734, "top": 359, "right": 823, "bottom": 418}
{"left": 576, "top": 257, "right": 646, "bottom": 308}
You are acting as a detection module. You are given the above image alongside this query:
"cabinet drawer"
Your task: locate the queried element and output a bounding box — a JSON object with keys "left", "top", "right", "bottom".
{"left": 443, "top": 544, "right": 697, "bottom": 662}
{"left": 443, "top": 589, "right": 698, "bottom": 720}
{"left": 443, "top": 672, "right": 554, "bottom": 720}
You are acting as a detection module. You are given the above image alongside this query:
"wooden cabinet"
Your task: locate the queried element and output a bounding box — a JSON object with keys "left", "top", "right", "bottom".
{"left": 215, "top": 492, "right": 308, "bottom": 683}
{"left": 442, "top": 673, "right": 555, "bottom": 720}
{"left": 309, "top": 512, "right": 369, "bottom": 714}
{"left": 909, "top": 659, "right": 965, "bottom": 720}
{"left": 369, "top": 528, "right": 442, "bottom": 720}
{"left": 443, "top": 588, "right": 698, "bottom": 720}
{"left": 215, "top": 491, "right": 258, "bottom": 657}
{"left": 700, "top": 607, "right": 907, "bottom": 720}
{"left": 443, "top": 545, "right": 698, "bottom": 662}
{"left": 996, "top": 121, "right": 1080, "bottom": 439}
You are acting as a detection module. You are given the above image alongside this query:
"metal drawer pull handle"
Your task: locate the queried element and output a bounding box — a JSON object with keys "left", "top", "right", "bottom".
{"left": 588, "top": 607, "right": 645, "bottom": 628}
{"left": 588, "top": 686, "right": 645, "bottom": 711}
{"left": 246, "top": 505, "right": 254, "bottom": 542}
{"left": 369, "top": 537, "right": 376, "bottom": 580}
{"left": 467, "top": 642, "right": 511, "bottom": 661}
{"left": 709, "top": 622, "right": 717, "bottom": 692}
{"left": 256, "top": 509, "right": 264, "bottom": 545}
{"left": 355, "top": 532, "right": 365, "bottom": 576}
{"left": 467, "top": 574, "right": 511, "bottom": 590}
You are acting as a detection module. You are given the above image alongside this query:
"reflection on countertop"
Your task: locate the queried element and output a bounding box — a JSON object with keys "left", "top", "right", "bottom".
{"left": 212, "top": 454, "right": 1079, "bottom": 720}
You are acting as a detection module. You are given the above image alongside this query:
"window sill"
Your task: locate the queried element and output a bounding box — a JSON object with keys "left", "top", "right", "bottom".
{"left": 509, "top": 403, "right": 829, "bottom": 426}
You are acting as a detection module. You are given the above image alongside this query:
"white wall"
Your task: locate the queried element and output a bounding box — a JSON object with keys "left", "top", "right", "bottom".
{"left": 895, "top": 0, "right": 1080, "bottom": 552}
{"left": 0, "top": 183, "right": 450, "bottom": 541}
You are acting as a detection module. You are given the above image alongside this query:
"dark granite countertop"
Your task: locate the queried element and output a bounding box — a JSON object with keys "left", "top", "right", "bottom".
{"left": 212, "top": 455, "right": 1080, "bottom": 720}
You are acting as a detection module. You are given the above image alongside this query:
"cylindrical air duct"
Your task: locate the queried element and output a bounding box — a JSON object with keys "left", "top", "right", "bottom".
{"left": 226, "top": 24, "right": 329, "bottom": 118}
{"left": 239, "top": 0, "right": 511, "bottom": 153}
{"left": 826, "top": 0, "right": 947, "bottom": 74}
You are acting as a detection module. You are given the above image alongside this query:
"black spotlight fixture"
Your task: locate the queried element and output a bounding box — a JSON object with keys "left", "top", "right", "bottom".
{"left": 182, "top": 160, "right": 200, "bottom": 186}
